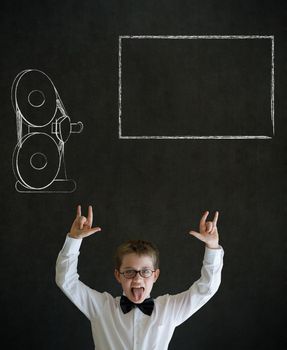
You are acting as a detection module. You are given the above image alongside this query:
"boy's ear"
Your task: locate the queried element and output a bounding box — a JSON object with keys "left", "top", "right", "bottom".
{"left": 154, "top": 268, "right": 160, "bottom": 282}
{"left": 114, "top": 269, "right": 121, "bottom": 283}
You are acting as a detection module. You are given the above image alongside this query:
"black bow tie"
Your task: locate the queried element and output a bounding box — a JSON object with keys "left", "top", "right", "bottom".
{"left": 120, "top": 295, "right": 154, "bottom": 316}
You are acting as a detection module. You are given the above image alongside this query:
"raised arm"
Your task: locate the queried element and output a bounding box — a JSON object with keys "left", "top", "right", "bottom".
{"left": 159, "top": 211, "right": 223, "bottom": 326}
{"left": 55, "top": 205, "right": 103, "bottom": 319}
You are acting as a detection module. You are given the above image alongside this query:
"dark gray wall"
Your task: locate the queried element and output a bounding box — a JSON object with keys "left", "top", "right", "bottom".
{"left": 1, "top": 1, "right": 286, "bottom": 349}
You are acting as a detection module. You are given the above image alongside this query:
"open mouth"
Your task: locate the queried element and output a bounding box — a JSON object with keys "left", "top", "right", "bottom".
{"left": 131, "top": 287, "right": 145, "bottom": 302}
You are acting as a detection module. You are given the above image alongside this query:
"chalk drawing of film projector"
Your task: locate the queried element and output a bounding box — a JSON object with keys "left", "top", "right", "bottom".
{"left": 12, "top": 69, "right": 83, "bottom": 193}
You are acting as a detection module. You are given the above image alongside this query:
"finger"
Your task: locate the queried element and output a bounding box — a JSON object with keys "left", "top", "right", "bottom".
{"left": 189, "top": 230, "right": 202, "bottom": 241}
{"left": 76, "top": 205, "right": 81, "bottom": 217}
{"left": 79, "top": 216, "right": 87, "bottom": 230}
{"left": 87, "top": 205, "right": 93, "bottom": 227}
{"left": 206, "top": 221, "right": 213, "bottom": 233}
{"left": 199, "top": 211, "right": 209, "bottom": 231}
{"left": 213, "top": 211, "right": 219, "bottom": 226}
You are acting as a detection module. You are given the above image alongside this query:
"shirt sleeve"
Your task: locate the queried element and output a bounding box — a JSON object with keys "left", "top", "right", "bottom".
{"left": 158, "top": 246, "right": 224, "bottom": 327}
{"left": 55, "top": 235, "right": 107, "bottom": 320}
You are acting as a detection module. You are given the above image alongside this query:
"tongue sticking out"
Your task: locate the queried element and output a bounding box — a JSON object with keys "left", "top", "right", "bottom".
{"left": 132, "top": 288, "right": 144, "bottom": 302}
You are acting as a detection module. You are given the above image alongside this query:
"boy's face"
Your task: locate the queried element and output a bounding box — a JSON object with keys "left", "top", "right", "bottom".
{"left": 114, "top": 253, "right": 160, "bottom": 304}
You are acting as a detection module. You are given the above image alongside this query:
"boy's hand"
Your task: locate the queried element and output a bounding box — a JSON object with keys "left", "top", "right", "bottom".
{"left": 189, "top": 211, "right": 219, "bottom": 249}
{"left": 68, "top": 205, "right": 101, "bottom": 239}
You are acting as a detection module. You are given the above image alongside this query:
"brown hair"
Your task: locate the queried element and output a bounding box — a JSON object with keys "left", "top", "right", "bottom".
{"left": 114, "top": 239, "right": 160, "bottom": 270}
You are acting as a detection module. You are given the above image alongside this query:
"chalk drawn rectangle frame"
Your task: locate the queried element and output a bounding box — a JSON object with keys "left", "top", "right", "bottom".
{"left": 118, "top": 35, "right": 275, "bottom": 140}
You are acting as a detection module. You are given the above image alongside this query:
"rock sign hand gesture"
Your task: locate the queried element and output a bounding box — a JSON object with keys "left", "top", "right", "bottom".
{"left": 69, "top": 205, "right": 101, "bottom": 239}
{"left": 189, "top": 211, "right": 220, "bottom": 249}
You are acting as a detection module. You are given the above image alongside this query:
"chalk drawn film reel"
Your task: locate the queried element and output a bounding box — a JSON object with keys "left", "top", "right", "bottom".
{"left": 13, "top": 70, "right": 57, "bottom": 127}
{"left": 13, "top": 133, "right": 61, "bottom": 190}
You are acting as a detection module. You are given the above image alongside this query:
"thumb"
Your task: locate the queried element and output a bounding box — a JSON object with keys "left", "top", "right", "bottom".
{"left": 189, "top": 230, "right": 202, "bottom": 240}
{"left": 83, "top": 227, "right": 102, "bottom": 238}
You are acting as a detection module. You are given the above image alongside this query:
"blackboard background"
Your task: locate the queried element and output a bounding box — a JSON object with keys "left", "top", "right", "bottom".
{"left": 1, "top": 1, "right": 286, "bottom": 349}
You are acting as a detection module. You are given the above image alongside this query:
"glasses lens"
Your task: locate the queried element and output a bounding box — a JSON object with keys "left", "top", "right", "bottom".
{"left": 124, "top": 270, "right": 136, "bottom": 279}
{"left": 140, "top": 269, "right": 152, "bottom": 278}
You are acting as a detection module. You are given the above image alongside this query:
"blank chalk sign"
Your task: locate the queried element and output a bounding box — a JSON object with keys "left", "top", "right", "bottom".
{"left": 118, "top": 35, "right": 274, "bottom": 140}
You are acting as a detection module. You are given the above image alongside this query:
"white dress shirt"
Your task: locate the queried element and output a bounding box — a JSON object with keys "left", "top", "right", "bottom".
{"left": 56, "top": 236, "right": 224, "bottom": 350}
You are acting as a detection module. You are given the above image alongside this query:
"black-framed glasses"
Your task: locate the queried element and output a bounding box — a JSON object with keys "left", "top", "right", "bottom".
{"left": 119, "top": 269, "right": 155, "bottom": 279}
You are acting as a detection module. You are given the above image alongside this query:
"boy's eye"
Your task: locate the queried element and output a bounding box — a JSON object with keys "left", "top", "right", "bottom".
{"left": 141, "top": 269, "right": 150, "bottom": 275}
{"left": 141, "top": 269, "right": 153, "bottom": 277}
{"left": 124, "top": 270, "right": 135, "bottom": 277}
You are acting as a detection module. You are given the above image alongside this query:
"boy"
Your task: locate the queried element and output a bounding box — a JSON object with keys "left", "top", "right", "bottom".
{"left": 56, "top": 205, "right": 224, "bottom": 349}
